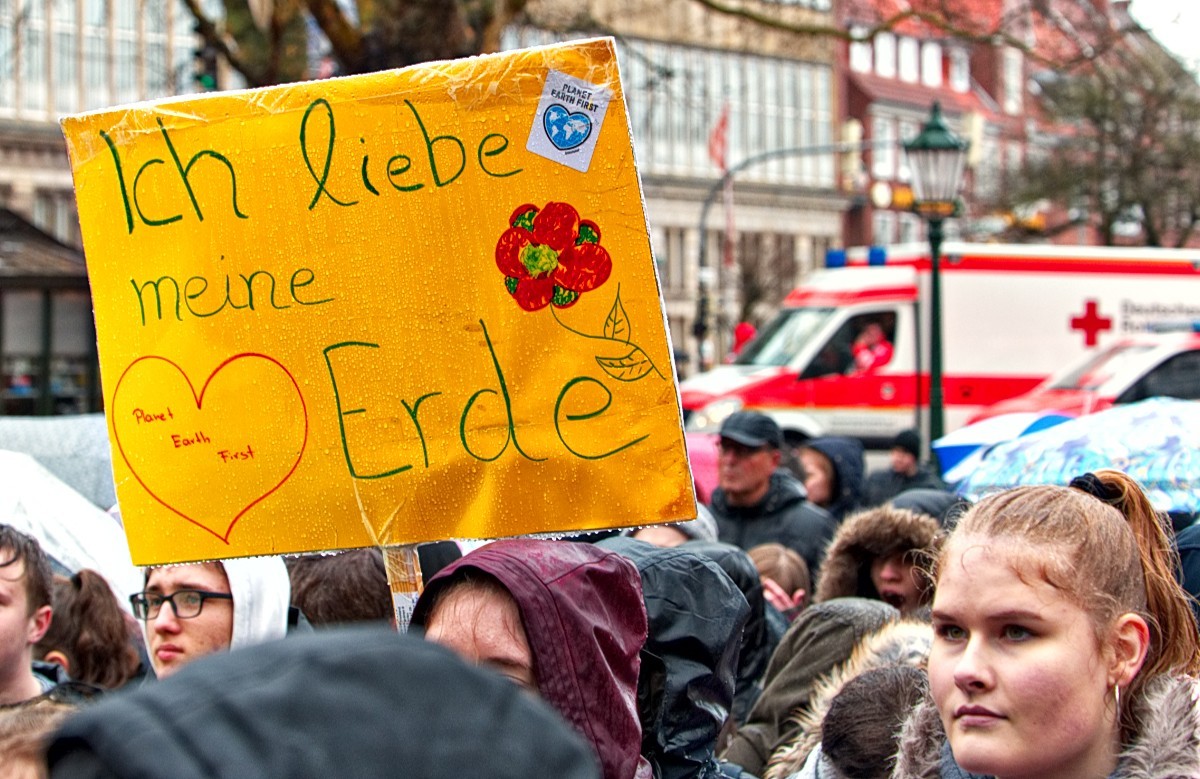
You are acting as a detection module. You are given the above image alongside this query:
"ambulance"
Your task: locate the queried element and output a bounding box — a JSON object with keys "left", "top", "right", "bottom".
{"left": 680, "top": 241, "right": 1200, "bottom": 447}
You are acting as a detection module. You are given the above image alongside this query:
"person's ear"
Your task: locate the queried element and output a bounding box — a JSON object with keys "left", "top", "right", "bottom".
{"left": 1107, "top": 612, "right": 1151, "bottom": 689}
{"left": 41, "top": 649, "right": 71, "bottom": 675}
{"left": 768, "top": 449, "right": 782, "bottom": 467}
{"left": 27, "top": 605, "right": 52, "bottom": 645}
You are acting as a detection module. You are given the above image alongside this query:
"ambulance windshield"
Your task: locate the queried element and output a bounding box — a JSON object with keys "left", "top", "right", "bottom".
{"left": 735, "top": 308, "right": 834, "bottom": 367}
{"left": 1048, "top": 343, "right": 1155, "bottom": 391}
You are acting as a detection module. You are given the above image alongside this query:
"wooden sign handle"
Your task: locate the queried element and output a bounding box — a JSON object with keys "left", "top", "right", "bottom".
{"left": 384, "top": 544, "right": 424, "bottom": 632}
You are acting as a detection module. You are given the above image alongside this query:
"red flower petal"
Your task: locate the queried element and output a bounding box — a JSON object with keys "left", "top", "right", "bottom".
{"left": 496, "top": 227, "right": 532, "bottom": 278}
{"left": 555, "top": 242, "right": 612, "bottom": 292}
{"left": 514, "top": 275, "right": 555, "bottom": 311}
{"left": 532, "top": 202, "right": 580, "bottom": 252}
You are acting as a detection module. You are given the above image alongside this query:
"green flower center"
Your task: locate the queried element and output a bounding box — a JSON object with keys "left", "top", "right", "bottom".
{"left": 521, "top": 243, "right": 559, "bottom": 277}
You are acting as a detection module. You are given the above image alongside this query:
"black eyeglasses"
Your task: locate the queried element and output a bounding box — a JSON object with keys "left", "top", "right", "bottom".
{"left": 130, "top": 589, "right": 233, "bottom": 620}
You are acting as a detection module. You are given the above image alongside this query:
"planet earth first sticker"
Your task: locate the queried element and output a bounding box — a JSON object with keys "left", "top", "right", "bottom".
{"left": 526, "top": 70, "right": 612, "bottom": 173}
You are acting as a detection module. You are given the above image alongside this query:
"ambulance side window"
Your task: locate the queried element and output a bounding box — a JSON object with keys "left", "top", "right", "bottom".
{"left": 1120, "top": 349, "right": 1200, "bottom": 402}
{"left": 800, "top": 312, "right": 897, "bottom": 379}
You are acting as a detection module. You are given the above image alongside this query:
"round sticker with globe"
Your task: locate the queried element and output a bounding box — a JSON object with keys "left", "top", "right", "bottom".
{"left": 527, "top": 69, "right": 612, "bottom": 173}
{"left": 543, "top": 104, "right": 593, "bottom": 150}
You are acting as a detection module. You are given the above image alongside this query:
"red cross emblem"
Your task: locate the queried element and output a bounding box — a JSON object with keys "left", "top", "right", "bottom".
{"left": 1070, "top": 300, "right": 1113, "bottom": 347}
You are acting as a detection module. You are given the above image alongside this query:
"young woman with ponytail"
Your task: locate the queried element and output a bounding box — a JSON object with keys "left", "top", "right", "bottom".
{"left": 892, "top": 469, "right": 1200, "bottom": 779}
{"left": 34, "top": 570, "right": 141, "bottom": 690}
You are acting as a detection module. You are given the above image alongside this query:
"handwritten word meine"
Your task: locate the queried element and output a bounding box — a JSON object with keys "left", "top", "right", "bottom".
{"left": 107, "top": 99, "right": 519, "bottom": 327}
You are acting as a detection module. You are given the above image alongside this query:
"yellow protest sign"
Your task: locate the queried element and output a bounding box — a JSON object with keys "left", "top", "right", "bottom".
{"left": 61, "top": 38, "right": 694, "bottom": 566}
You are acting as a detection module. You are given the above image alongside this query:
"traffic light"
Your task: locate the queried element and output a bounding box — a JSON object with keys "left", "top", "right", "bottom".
{"left": 193, "top": 24, "right": 219, "bottom": 91}
{"left": 194, "top": 44, "right": 218, "bottom": 91}
{"left": 692, "top": 293, "right": 710, "bottom": 339}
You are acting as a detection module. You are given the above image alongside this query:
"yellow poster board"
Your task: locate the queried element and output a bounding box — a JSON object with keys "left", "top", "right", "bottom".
{"left": 61, "top": 38, "right": 694, "bottom": 566}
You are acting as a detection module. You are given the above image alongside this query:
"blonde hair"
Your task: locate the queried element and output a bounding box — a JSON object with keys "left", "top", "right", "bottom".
{"left": 0, "top": 700, "right": 76, "bottom": 778}
{"left": 936, "top": 470, "right": 1200, "bottom": 736}
{"left": 748, "top": 543, "right": 810, "bottom": 597}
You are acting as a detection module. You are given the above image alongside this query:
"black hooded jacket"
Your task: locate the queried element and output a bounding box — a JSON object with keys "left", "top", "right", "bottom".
{"left": 47, "top": 628, "right": 600, "bottom": 779}
{"left": 682, "top": 540, "right": 774, "bottom": 724}
{"left": 710, "top": 470, "right": 837, "bottom": 579}
{"left": 599, "top": 537, "right": 750, "bottom": 779}
{"left": 802, "top": 437, "right": 865, "bottom": 523}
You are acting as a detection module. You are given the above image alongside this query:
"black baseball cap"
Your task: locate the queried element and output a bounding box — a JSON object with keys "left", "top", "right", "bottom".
{"left": 718, "top": 411, "right": 783, "bottom": 449}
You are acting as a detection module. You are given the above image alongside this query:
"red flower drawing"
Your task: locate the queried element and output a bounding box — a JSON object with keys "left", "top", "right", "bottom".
{"left": 495, "top": 202, "right": 613, "bottom": 311}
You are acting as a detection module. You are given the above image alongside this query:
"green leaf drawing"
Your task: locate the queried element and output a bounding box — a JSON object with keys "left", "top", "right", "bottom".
{"left": 604, "top": 293, "right": 631, "bottom": 343}
{"left": 596, "top": 347, "right": 654, "bottom": 382}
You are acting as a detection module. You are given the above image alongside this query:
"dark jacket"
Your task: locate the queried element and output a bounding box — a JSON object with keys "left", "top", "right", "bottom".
{"left": 803, "top": 437, "right": 865, "bottom": 523}
{"left": 682, "top": 540, "right": 774, "bottom": 725}
{"left": 1174, "top": 522, "right": 1200, "bottom": 625}
{"left": 720, "top": 598, "right": 898, "bottom": 778}
{"left": 892, "top": 675, "right": 1200, "bottom": 779}
{"left": 814, "top": 506, "right": 943, "bottom": 609}
{"left": 47, "top": 628, "right": 601, "bottom": 779}
{"left": 411, "top": 539, "right": 650, "bottom": 779}
{"left": 863, "top": 467, "right": 946, "bottom": 508}
{"left": 710, "top": 470, "right": 837, "bottom": 579}
{"left": 598, "top": 537, "right": 748, "bottom": 779}
{"left": 889, "top": 489, "right": 969, "bottom": 528}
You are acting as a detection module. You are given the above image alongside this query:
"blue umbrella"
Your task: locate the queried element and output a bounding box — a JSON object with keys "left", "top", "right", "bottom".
{"left": 933, "top": 411, "right": 1073, "bottom": 484}
{"left": 959, "top": 398, "right": 1200, "bottom": 515}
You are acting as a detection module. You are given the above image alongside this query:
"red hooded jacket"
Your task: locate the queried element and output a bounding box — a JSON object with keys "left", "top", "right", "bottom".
{"left": 412, "top": 539, "right": 651, "bottom": 779}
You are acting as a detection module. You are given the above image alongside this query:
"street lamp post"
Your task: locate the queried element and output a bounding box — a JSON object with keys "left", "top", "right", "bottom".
{"left": 903, "top": 102, "right": 968, "bottom": 448}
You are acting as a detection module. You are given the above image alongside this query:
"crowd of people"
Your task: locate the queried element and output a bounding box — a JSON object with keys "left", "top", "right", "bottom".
{"left": 2, "top": 410, "right": 1199, "bottom": 778}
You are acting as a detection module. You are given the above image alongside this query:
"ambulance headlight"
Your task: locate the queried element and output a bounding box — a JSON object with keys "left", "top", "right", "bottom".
{"left": 686, "top": 398, "right": 744, "bottom": 432}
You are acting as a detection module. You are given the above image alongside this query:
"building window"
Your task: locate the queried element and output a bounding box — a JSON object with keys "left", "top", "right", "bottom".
{"left": 921, "top": 42, "right": 942, "bottom": 87}
{"left": 850, "top": 27, "right": 872, "bottom": 73}
{"left": 871, "top": 115, "right": 895, "bottom": 180}
{"left": 949, "top": 48, "right": 969, "bottom": 92}
{"left": 1005, "top": 141, "right": 1023, "bottom": 174}
{"left": 508, "top": 30, "right": 835, "bottom": 187}
{"left": 872, "top": 210, "right": 897, "bottom": 245}
{"left": 976, "top": 134, "right": 1000, "bottom": 199}
{"left": 875, "top": 32, "right": 896, "bottom": 78}
{"left": 897, "top": 119, "right": 917, "bottom": 182}
{"left": 1003, "top": 48, "right": 1024, "bottom": 114}
{"left": 898, "top": 37, "right": 918, "bottom": 83}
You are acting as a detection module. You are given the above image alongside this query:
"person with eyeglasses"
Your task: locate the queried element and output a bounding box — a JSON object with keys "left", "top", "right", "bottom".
{"left": 131, "top": 556, "right": 292, "bottom": 679}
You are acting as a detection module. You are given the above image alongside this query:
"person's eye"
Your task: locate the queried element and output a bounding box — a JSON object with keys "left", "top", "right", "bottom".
{"left": 178, "top": 591, "right": 203, "bottom": 608}
{"left": 145, "top": 593, "right": 166, "bottom": 606}
{"left": 934, "top": 623, "right": 966, "bottom": 641}
{"left": 1002, "top": 624, "right": 1033, "bottom": 641}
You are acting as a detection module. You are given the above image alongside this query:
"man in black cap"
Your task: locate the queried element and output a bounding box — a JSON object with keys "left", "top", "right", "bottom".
{"left": 708, "top": 412, "right": 836, "bottom": 579}
{"left": 863, "top": 428, "right": 946, "bottom": 508}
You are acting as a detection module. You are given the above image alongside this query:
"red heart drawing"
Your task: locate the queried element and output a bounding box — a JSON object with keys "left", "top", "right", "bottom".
{"left": 111, "top": 353, "right": 308, "bottom": 543}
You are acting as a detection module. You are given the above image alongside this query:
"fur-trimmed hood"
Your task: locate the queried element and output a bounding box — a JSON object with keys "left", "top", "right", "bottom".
{"left": 814, "top": 507, "right": 943, "bottom": 607}
{"left": 764, "top": 620, "right": 933, "bottom": 779}
{"left": 891, "top": 674, "right": 1200, "bottom": 779}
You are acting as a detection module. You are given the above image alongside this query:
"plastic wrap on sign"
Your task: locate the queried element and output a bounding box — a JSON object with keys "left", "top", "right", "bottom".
{"left": 60, "top": 38, "right": 694, "bottom": 566}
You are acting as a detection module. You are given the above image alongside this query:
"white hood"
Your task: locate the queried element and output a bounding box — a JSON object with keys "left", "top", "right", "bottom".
{"left": 223, "top": 556, "right": 291, "bottom": 650}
